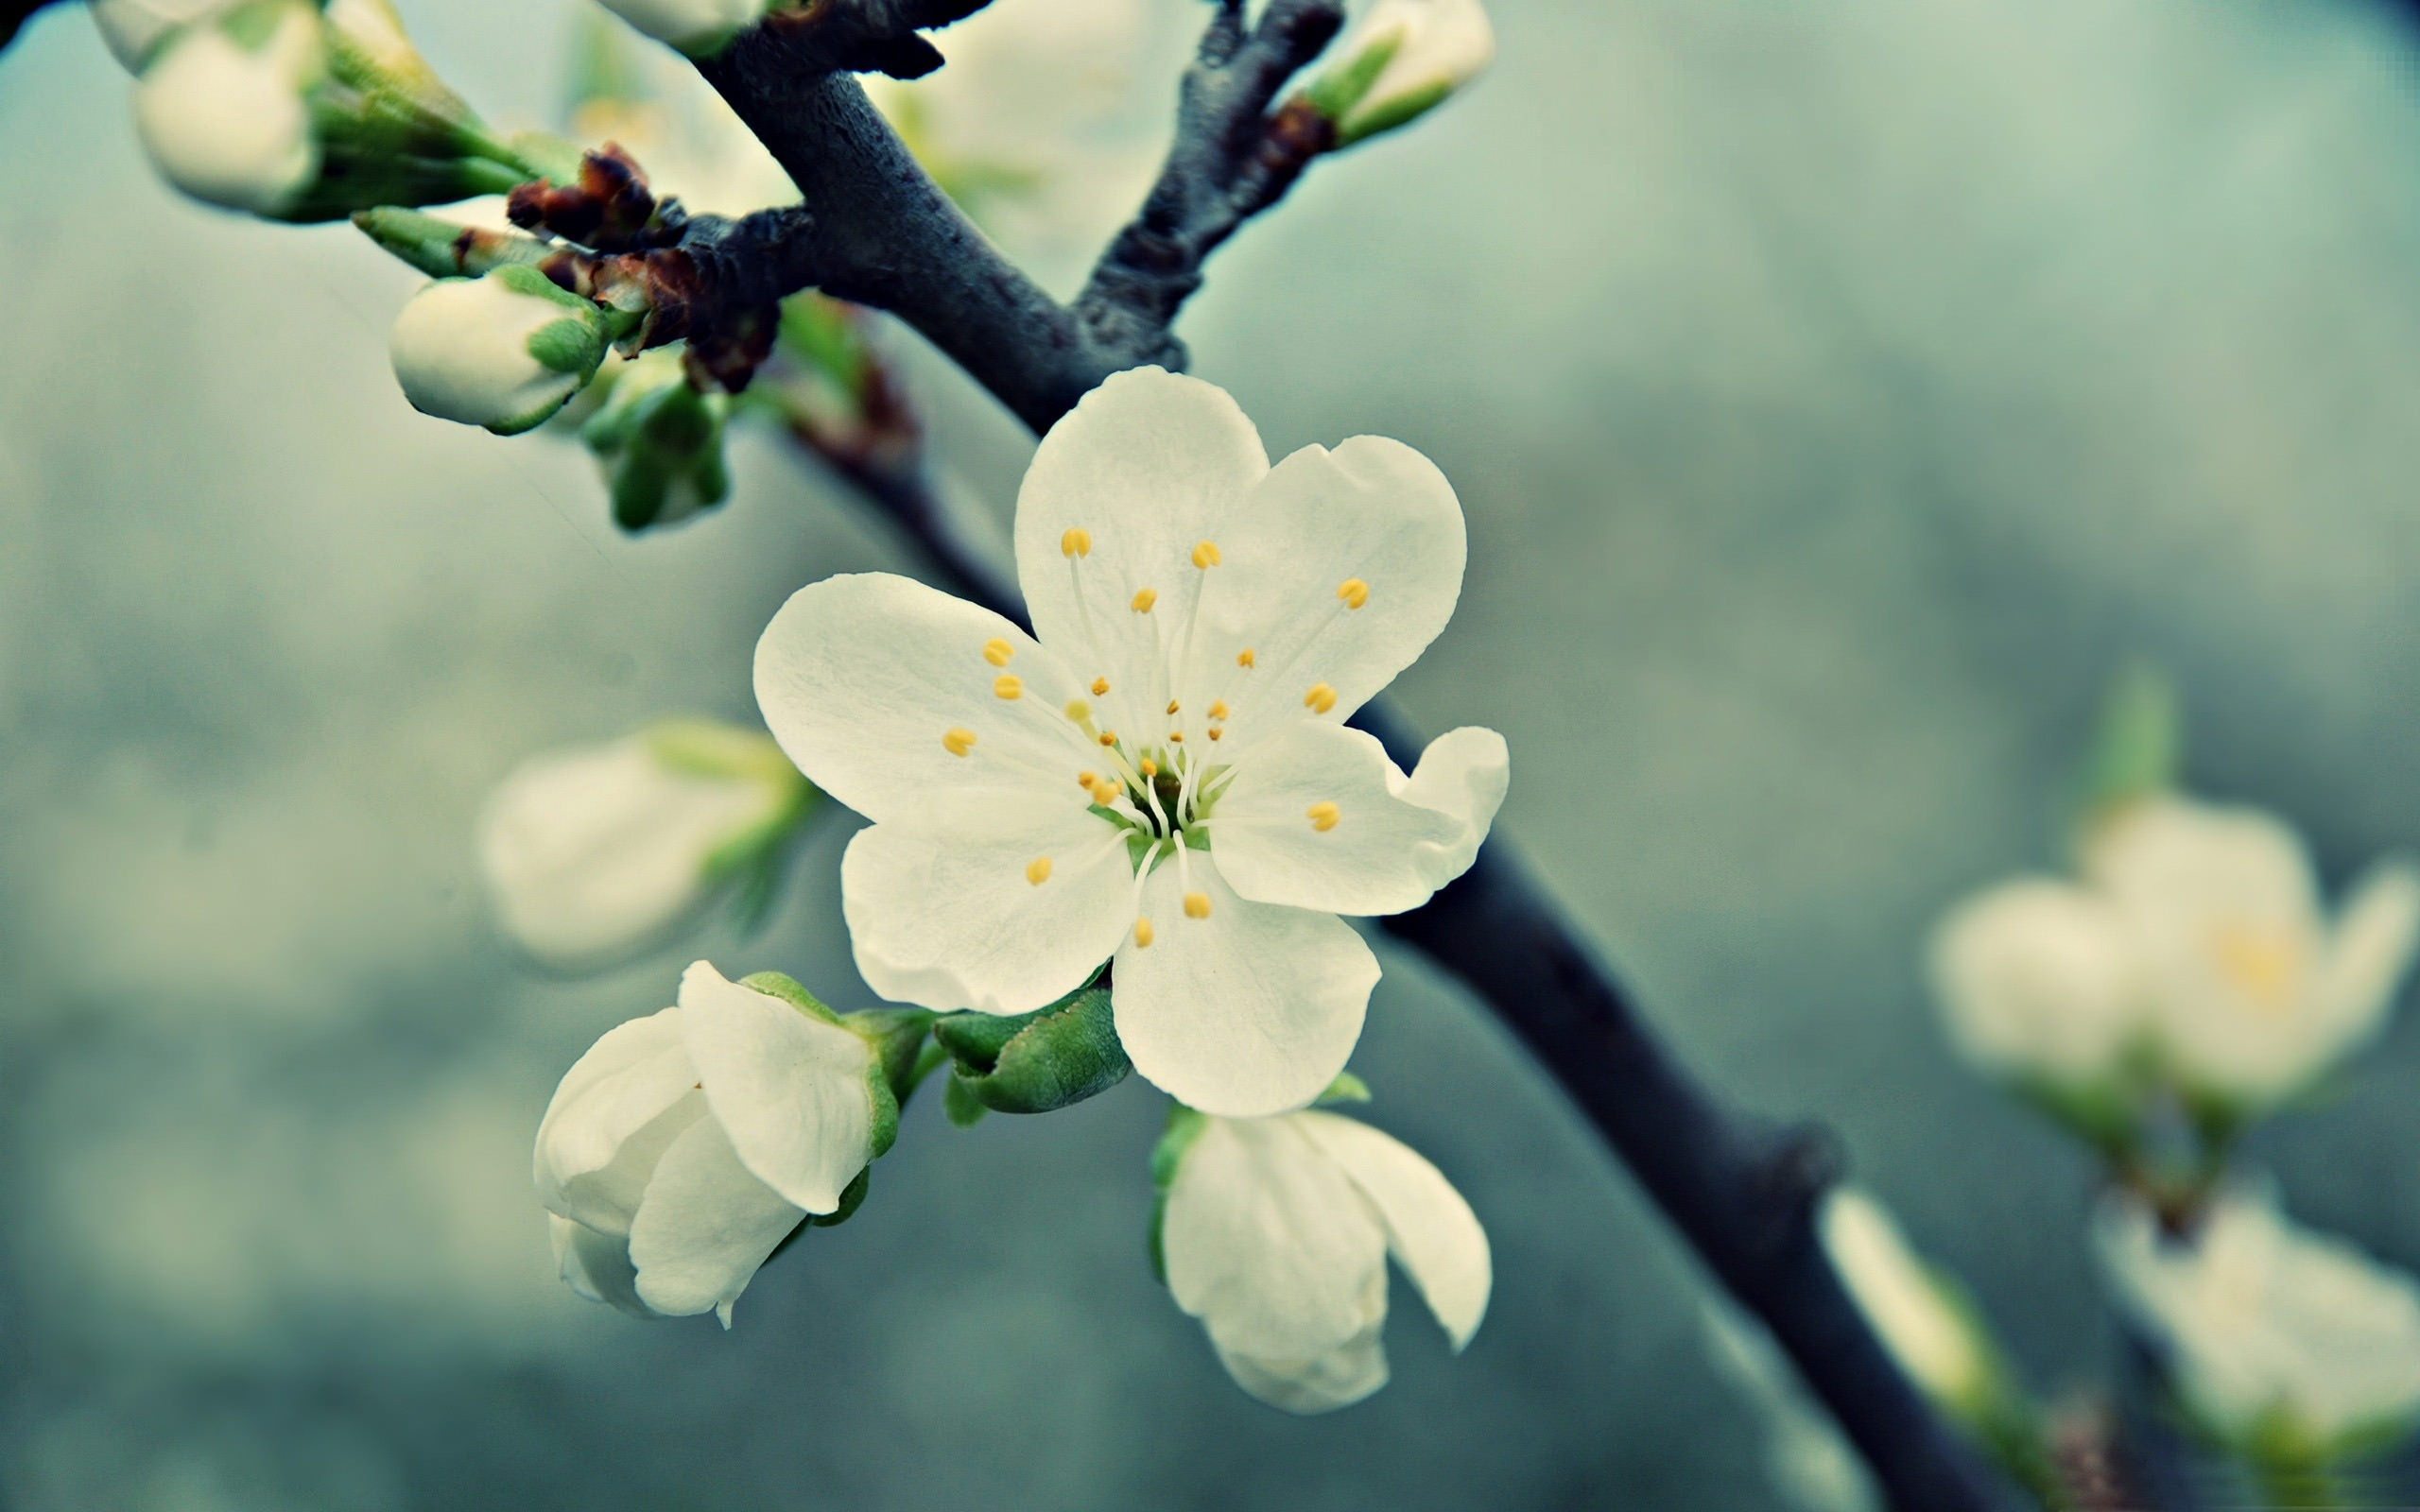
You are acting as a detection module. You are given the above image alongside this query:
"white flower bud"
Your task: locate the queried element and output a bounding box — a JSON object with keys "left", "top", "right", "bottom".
{"left": 1156, "top": 1108, "right": 1490, "bottom": 1413}
{"left": 90, "top": 0, "right": 227, "bottom": 72}
{"left": 595, "top": 0, "right": 777, "bottom": 59}
{"left": 130, "top": 1, "right": 322, "bottom": 215}
{"left": 388, "top": 266, "right": 612, "bottom": 437}
{"left": 2098, "top": 1186, "right": 2420, "bottom": 1456}
{"left": 477, "top": 721, "right": 811, "bottom": 970}
{"left": 535, "top": 963, "right": 886, "bottom": 1327}
{"left": 1820, "top": 1189, "right": 1994, "bottom": 1415}
{"left": 1311, "top": 0, "right": 1495, "bottom": 146}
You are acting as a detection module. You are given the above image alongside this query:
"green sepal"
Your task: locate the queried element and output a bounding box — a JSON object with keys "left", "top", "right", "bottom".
{"left": 582, "top": 353, "right": 734, "bottom": 533}
{"left": 1337, "top": 79, "right": 1452, "bottom": 146}
{"left": 1304, "top": 31, "right": 1402, "bottom": 126}
{"left": 809, "top": 1165, "right": 871, "bottom": 1228}
{"left": 2069, "top": 662, "right": 2181, "bottom": 833}
{"left": 1316, "top": 1071, "right": 1372, "bottom": 1106}
{"left": 527, "top": 316, "right": 608, "bottom": 379}
{"left": 1146, "top": 1103, "right": 1210, "bottom": 1285}
{"left": 942, "top": 1073, "right": 990, "bottom": 1128}
{"left": 932, "top": 984, "right": 1130, "bottom": 1115}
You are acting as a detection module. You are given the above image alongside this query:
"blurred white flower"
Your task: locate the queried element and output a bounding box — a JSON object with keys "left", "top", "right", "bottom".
{"left": 1820, "top": 1188, "right": 1993, "bottom": 1414}
{"left": 2087, "top": 797, "right": 2420, "bottom": 1111}
{"left": 1309, "top": 0, "right": 1496, "bottom": 146}
{"left": 389, "top": 266, "right": 613, "bottom": 437}
{"left": 594, "top": 0, "right": 774, "bottom": 59}
{"left": 754, "top": 369, "right": 1506, "bottom": 1116}
{"left": 477, "top": 719, "right": 812, "bottom": 971}
{"left": 90, "top": 0, "right": 227, "bottom": 72}
{"left": 1930, "top": 795, "right": 2419, "bottom": 1115}
{"left": 131, "top": 0, "right": 322, "bottom": 215}
{"left": 1156, "top": 1108, "right": 1489, "bottom": 1413}
{"left": 2098, "top": 1185, "right": 2420, "bottom": 1457}
{"left": 535, "top": 962, "right": 886, "bottom": 1326}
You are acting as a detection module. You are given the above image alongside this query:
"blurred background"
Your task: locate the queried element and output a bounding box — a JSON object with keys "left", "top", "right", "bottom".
{"left": 6, "top": 0, "right": 2420, "bottom": 1504}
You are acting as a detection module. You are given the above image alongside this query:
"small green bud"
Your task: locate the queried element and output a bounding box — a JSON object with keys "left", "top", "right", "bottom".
{"left": 581, "top": 350, "right": 735, "bottom": 532}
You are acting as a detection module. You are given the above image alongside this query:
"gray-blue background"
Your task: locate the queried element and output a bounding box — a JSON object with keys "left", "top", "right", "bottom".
{"left": 5, "top": 0, "right": 2420, "bottom": 1504}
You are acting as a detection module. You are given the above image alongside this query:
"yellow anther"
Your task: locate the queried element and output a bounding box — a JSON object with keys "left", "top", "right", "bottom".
{"left": 1026, "top": 856, "right": 1053, "bottom": 885}
{"left": 1091, "top": 677, "right": 1110, "bottom": 696}
{"left": 1307, "top": 801, "right": 1340, "bottom": 833}
{"left": 1062, "top": 527, "right": 1092, "bottom": 558}
{"left": 1131, "top": 588, "right": 1158, "bottom": 613}
{"left": 1184, "top": 891, "right": 1212, "bottom": 919}
{"left": 1192, "top": 540, "right": 1221, "bottom": 569}
{"left": 1207, "top": 727, "right": 1223, "bottom": 741}
{"left": 1078, "top": 770, "right": 1098, "bottom": 790}
{"left": 1304, "top": 682, "right": 1338, "bottom": 713}
{"left": 1168, "top": 731, "right": 1184, "bottom": 743}
{"left": 1337, "top": 577, "right": 1370, "bottom": 610}
{"left": 983, "top": 637, "right": 1014, "bottom": 666}
{"left": 1209, "top": 700, "right": 1230, "bottom": 720}
{"left": 1090, "top": 778, "right": 1120, "bottom": 805}
{"left": 1064, "top": 699, "right": 1092, "bottom": 722}
{"left": 942, "top": 728, "right": 977, "bottom": 757}
{"left": 1236, "top": 648, "right": 1255, "bottom": 668}
{"left": 1133, "top": 918, "right": 1155, "bottom": 949}
{"left": 1166, "top": 699, "right": 1181, "bottom": 715}
{"left": 1139, "top": 757, "right": 1159, "bottom": 778}
{"left": 994, "top": 674, "right": 1023, "bottom": 701}
{"left": 1098, "top": 730, "right": 1118, "bottom": 747}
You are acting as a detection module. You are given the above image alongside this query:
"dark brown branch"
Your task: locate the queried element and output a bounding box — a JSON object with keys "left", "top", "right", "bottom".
{"left": 699, "top": 7, "right": 2020, "bottom": 1509}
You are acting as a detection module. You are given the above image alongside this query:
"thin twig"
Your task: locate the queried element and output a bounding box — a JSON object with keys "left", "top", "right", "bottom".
{"left": 702, "top": 4, "right": 2019, "bottom": 1507}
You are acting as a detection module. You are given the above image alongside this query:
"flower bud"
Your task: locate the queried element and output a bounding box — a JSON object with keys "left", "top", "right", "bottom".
{"left": 581, "top": 350, "right": 735, "bottom": 532}
{"left": 477, "top": 719, "right": 815, "bottom": 970}
{"left": 596, "top": 0, "right": 779, "bottom": 59}
{"left": 1820, "top": 1188, "right": 1997, "bottom": 1418}
{"left": 389, "top": 266, "right": 614, "bottom": 437}
{"left": 932, "top": 984, "right": 1129, "bottom": 1119}
{"left": 1152, "top": 1105, "right": 1491, "bottom": 1413}
{"left": 131, "top": 0, "right": 323, "bottom": 215}
{"left": 1305, "top": 0, "right": 1495, "bottom": 147}
{"left": 535, "top": 962, "right": 893, "bottom": 1326}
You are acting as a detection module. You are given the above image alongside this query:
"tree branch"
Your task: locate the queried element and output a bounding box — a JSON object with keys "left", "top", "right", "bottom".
{"left": 700, "top": 6, "right": 2019, "bottom": 1508}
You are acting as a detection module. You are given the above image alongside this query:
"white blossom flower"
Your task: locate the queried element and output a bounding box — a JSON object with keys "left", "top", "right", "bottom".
{"left": 753, "top": 369, "right": 1508, "bottom": 1116}
{"left": 476, "top": 721, "right": 811, "bottom": 971}
{"left": 2098, "top": 1185, "right": 2420, "bottom": 1455}
{"left": 1933, "top": 797, "right": 2420, "bottom": 1114}
{"left": 1309, "top": 0, "right": 1495, "bottom": 146}
{"left": 535, "top": 961, "right": 888, "bottom": 1326}
{"left": 389, "top": 266, "right": 613, "bottom": 437}
{"left": 1157, "top": 1108, "right": 1490, "bottom": 1412}
{"left": 131, "top": 0, "right": 322, "bottom": 215}
{"left": 595, "top": 0, "right": 776, "bottom": 59}
{"left": 1820, "top": 1188, "right": 1993, "bottom": 1414}
{"left": 91, "top": 0, "right": 227, "bottom": 72}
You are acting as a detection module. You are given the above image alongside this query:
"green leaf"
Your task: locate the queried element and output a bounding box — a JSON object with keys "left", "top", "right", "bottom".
{"left": 932, "top": 984, "right": 1130, "bottom": 1115}
{"left": 2070, "top": 662, "right": 2181, "bottom": 828}
{"left": 942, "top": 1073, "right": 989, "bottom": 1128}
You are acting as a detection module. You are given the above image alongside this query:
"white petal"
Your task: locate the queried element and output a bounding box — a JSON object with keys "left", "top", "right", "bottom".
{"left": 476, "top": 737, "right": 778, "bottom": 970}
{"left": 1213, "top": 1289, "right": 1392, "bottom": 1415}
{"left": 1296, "top": 1110, "right": 1491, "bottom": 1349}
{"left": 92, "top": 0, "right": 225, "bottom": 71}
{"left": 548, "top": 1213, "right": 648, "bottom": 1315}
{"left": 1013, "top": 369, "right": 1270, "bottom": 747}
{"left": 1212, "top": 723, "right": 1506, "bottom": 917}
{"left": 1181, "top": 436, "right": 1464, "bottom": 747}
{"left": 1926, "top": 879, "right": 2144, "bottom": 1085}
{"left": 753, "top": 572, "right": 1097, "bottom": 829}
{"left": 840, "top": 808, "right": 1134, "bottom": 1015}
{"left": 2316, "top": 860, "right": 2420, "bottom": 1050}
{"left": 131, "top": 9, "right": 320, "bottom": 215}
{"left": 1164, "top": 1116, "right": 1389, "bottom": 1360}
{"left": 625, "top": 1114, "right": 804, "bottom": 1324}
{"left": 532, "top": 1007, "right": 705, "bottom": 1234}
{"left": 1112, "top": 862, "right": 1376, "bottom": 1117}
{"left": 677, "top": 962, "right": 876, "bottom": 1214}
